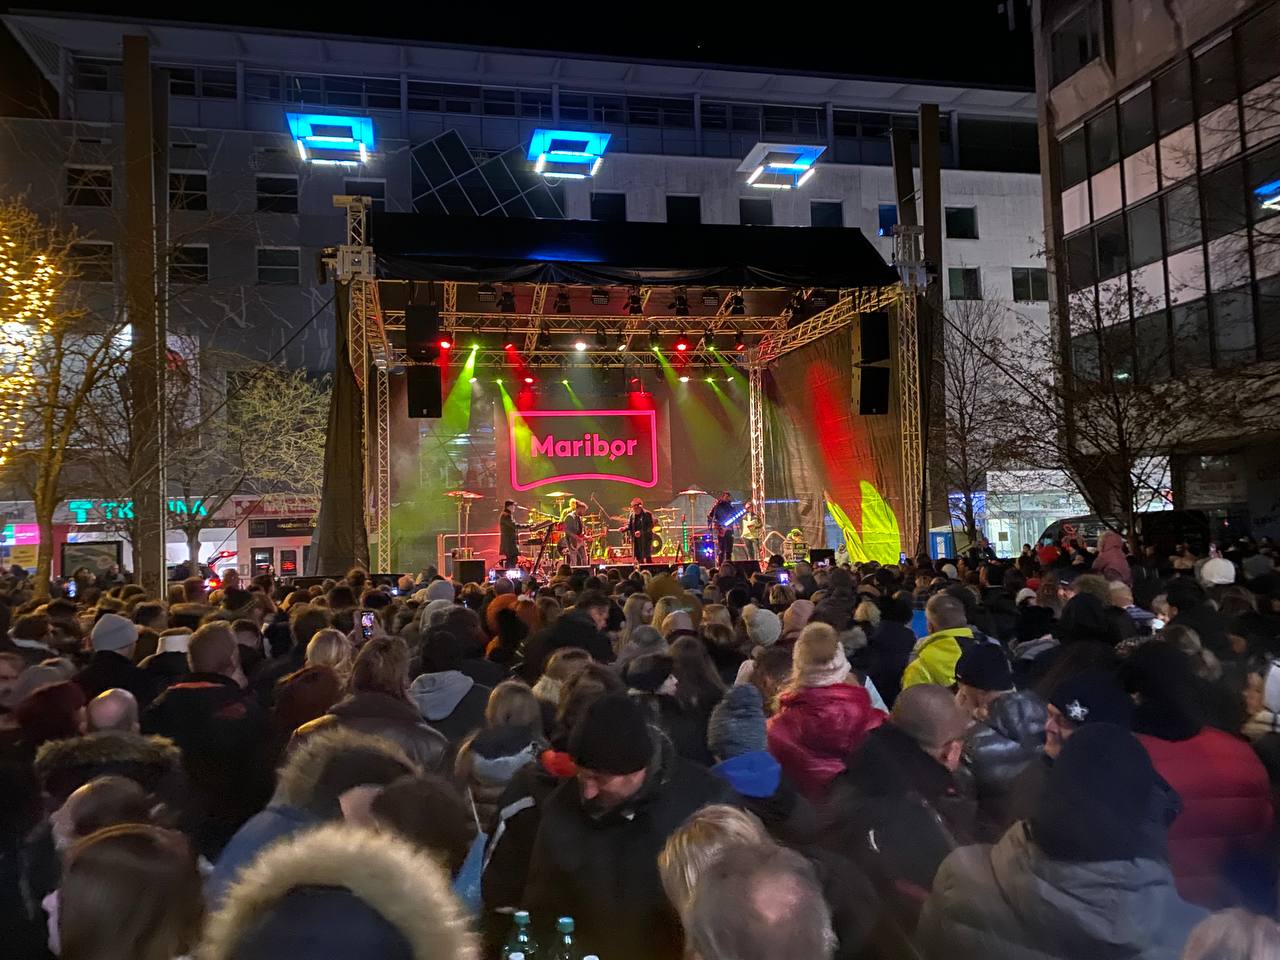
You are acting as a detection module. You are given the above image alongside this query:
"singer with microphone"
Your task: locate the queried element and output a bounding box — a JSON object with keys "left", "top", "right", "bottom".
{"left": 499, "top": 500, "right": 527, "bottom": 567}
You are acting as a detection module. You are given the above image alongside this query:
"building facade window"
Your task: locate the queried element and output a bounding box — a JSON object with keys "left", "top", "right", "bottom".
{"left": 66, "top": 166, "right": 112, "bottom": 207}
{"left": 1011, "top": 267, "right": 1049, "bottom": 301}
{"left": 1050, "top": 3, "right": 1104, "bottom": 86}
{"left": 170, "top": 245, "right": 209, "bottom": 284}
{"left": 68, "top": 241, "right": 113, "bottom": 283}
{"left": 1119, "top": 85, "right": 1156, "bottom": 157}
{"left": 810, "top": 201, "right": 844, "bottom": 228}
{"left": 948, "top": 267, "right": 983, "bottom": 300}
{"left": 344, "top": 178, "right": 386, "bottom": 212}
{"left": 256, "top": 175, "right": 298, "bottom": 213}
{"left": 256, "top": 247, "right": 299, "bottom": 285}
{"left": 944, "top": 206, "right": 979, "bottom": 239}
{"left": 169, "top": 171, "right": 208, "bottom": 211}
{"left": 739, "top": 197, "right": 773, "bottom": 226}
{"left": 666, "top": 195, "right": 701, "bottom": 225}
{"left": 590, "top": 192, "right": 627, "bottom": 222}
{"left": 878, "top": 203, "right": 898, "bottom": 236}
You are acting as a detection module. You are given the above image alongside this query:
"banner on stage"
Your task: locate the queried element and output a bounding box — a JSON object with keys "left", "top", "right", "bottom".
{"left": 508, "top": 408, "right": 659, "bottom": 491}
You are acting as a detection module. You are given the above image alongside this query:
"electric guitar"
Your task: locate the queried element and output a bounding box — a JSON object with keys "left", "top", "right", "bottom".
{"left": 709, "top": 503, "right": 751, "bottom": 537}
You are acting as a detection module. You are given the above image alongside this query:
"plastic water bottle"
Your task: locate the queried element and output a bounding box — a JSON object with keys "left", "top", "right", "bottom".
{"left": 504, "top": 910, "right": 538, "bottom": 960}
{"left": 552, "top": 916, "right": 578, "bottom": 960}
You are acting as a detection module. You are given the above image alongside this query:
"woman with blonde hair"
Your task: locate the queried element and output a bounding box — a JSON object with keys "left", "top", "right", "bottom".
{"left": 618, "top": 592, "right": 655, "bottom": 650}
{"left": 1181, "top": 909, "right": 1280, "bottom": 960}
{"left": 305, "top": 627, "right": 354, "bottom": 680}
{"left": 651, "top": 595, "right": 686, "bottom": 633}
{"left": 658, "top": 805, "right": 772, "bottom": 917}
{"left": 484, "top": 679, "right": 543, "bottom": 736}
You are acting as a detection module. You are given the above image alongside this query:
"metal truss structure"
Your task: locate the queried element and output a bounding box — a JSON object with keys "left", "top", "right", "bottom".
{"left": 893, "top": 224, "right": 927, "bottom": 559}
{"left": 337, "top": 204, "right": 923, "bottom": 573}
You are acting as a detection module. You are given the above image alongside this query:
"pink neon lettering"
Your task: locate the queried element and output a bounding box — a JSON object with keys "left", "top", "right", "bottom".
{"left": 511, "top": 410, "right": 660, "bottom": 492}
{"left": 528, "top": 432, "right": 642, "bottom": 462}
{"left": 531, "top": 435, "right": 555, "bottom": 458}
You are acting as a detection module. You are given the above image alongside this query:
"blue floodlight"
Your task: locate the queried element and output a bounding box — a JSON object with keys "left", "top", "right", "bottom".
{"left": 527, "top": 129, "right": 611, "bottom": 180}
{"left": 286, "top": 113, "right": 376, "bottom": 165}
{"left": 1255, "top": 178, "right": 1280, "bottom": 211}
{"left": 737, "top": 142, "right": 826, "bottom": 190}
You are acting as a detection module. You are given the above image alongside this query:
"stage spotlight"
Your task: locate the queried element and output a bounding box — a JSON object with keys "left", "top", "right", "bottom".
{"left": 704, "top": 329, "right": 717, "bottom": 351}
{"left": 729, "top": 292, "right": 746, "bottom": 316}
{"left": 523, "top": 375, "right": 536, "bottom": 384}
{"left": 701, "top": 289, "right": 720, "bottom": 307}
{"left": 649, "top": 328, "right": 661, "bottom": 350}
{"left": 679, "top": 375, "right": 690, "bottom": 383}
{"left": 627, "top": 291, "right": 643, "bottom": 315}
{"left": 590, "top": 287, "right": 610, "bottom": 306}
{"left": 561, "top": 378, "right": 570, "bottom": 385}
{"left": 705, "top": 375, "right": 715, "bottom": 383}
{"left": 476, "top": 283, "right": 497, "bottom": 303}
{"left": 438, "top": 337, "right": 452, "bottom": 350}
{"left": 469, "top": 376, "right": 478, "bottom": 384}
{"left": 668, "top": 289, "right": 689, "bottom": 316}
{"left": 537, "top": 327, "right": 551, "bottom": 348}
{"left": 498, "top": 290, "right": 516, "bottom": 313}
{"left": 674, "top": 335, "right": 690, "bottom": 352}
{"left": 553, "top": 287, "right": 571, "bottom": 314}
{"left": 494, "top": 377, "right": 503, "bottom": 384}
{"left": 733, "top": 329, "right": 746, "bottom": 351}
{"left": 615, "top": 330, "right": 627, "bottom": 351}
{"left": 574, "top": 339, "right": 587, "bottom": 352}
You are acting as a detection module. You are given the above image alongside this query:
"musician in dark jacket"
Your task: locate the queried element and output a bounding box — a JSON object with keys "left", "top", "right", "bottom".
{"left": 498, "top": 500, "right": 526, "bottom": 567}
{"left": 707, "top": 491, "right": 739, "bottom": 567}
{"left": 627, "top": 497, "right": 656, "bottom": 564}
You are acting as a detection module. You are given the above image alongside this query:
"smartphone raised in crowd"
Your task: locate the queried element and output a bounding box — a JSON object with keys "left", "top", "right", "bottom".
{"left": 777, "top": 571, "right": 790, "bottom": 584}
{"left": 66, "top": 579, "right": 77, "bottom": 599}
{"left": 360, "top": 610, "right": 376, "bottom": 640}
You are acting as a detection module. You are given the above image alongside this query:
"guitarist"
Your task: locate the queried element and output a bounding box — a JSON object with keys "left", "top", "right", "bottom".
{"left": 560, "top": 498, "right": 590, "bottom": 566}
{"left": 626, "top": 497, "right": 656, "bottom": 564}
{"left": 707, "top": 491, "right": 740, "bottom": 567}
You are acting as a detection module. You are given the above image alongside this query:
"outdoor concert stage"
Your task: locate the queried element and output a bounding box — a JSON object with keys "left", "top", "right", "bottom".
{"left": 313, "top": 203, "right": 921, "bottom": 578}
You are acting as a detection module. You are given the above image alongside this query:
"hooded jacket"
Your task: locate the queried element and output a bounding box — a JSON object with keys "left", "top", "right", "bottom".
{"left": 201, "top": 823, "right": 477, "bottom": 960}
{"left": 407, "top": 671, "right": 490, "bottom": 746}
{"left": 1092, "top": 531, "right": 1134, "bottom": 586}
{"left": 293, "top": 691, "right": 448, "bottom": 773}
{"left": 901, "top": 626, "right": 975, "bottom": 690}
{"left": 767, "top": 682, "right": 886, "bottom": 802}
{"left": 961, "top": 690, "right": 1047, "bottom": 841}
{"left": 918, "top": 823, "right": 1205, "bottom": 960}
{"left": 455, "top": 725, "right": 539, "bottom": 832}
{"left": 209, "top": 728, "right": 416, "bottom": 905}
{"left": 33, "top": 730, "right": 185, "bottom": 807}
{"left": 522, "top": 733, "right": 733, "bottom": 960}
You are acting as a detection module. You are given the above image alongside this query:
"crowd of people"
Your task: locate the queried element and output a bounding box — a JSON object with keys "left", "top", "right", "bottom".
{"left": 3, "top": 535, "right": 1280, "bottom": 959}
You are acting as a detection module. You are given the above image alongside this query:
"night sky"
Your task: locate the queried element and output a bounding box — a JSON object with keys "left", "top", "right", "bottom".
{"left": 2, "top": 4, "right": 1035, "bottom": 90}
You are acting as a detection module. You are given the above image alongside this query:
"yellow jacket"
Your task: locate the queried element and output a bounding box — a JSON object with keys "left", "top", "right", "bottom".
{"left": 900, "top": 626, "right": 974, "bottom": 690}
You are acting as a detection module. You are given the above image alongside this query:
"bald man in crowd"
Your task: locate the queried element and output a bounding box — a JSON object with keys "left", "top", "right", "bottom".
{"left": 86, "top": 688, "right": 139, "bottom": 733}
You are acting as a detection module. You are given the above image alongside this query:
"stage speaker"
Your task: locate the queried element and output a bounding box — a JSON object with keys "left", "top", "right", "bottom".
{"left": 856, "top": 365, "right": 891, "bottom": 415}
{"left": 809, "top": 548, "right": 835, "bottom": 567}
{"left": 453, "top": 558, "right": 485, "bottom": 585}
{"left": 404, "top": 299, "right": 440, "bottom": 361}
{"left": 859, "top": 311, "right": 891, "bottom": 364}
{"left": 406, "top": 366, "right": 443, "bottom": 418}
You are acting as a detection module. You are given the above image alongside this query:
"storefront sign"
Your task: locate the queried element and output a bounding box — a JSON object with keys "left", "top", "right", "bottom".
{"left": 67, "top": 498, "right": 209, "bottom": 524}
{"left": 509, "top": 408, "right": 659, "bottom": 491}
{"left": 248, "top": 516, "right": 317, "bottom": 539}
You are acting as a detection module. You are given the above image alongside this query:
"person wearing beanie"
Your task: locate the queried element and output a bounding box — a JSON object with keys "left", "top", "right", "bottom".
{"left": 522, "top": 692, "right": 731, "bottom": 960}
{"left": 424, "top": 578, "right": 457, "bottom": 603}
{"left": 767, "top": 623, "right": 886, "bottom": 802}
{"left": 1122, "top": 642, "right": 1272, "bottom": 910}
{"left": 623, "top": 652, "right": 712, "bottom": 765}
{"left": 779, "top": 598, "right": 815, "bottom": 644}
{"left": 741, "top": 603, "right": 782, "bottom": 649}
{"left": 71, "top": 613, "right": 159, "bottom": 709}
{"left": 920, "top": 724, "right": 1206, "bottom": 960}
{"left": 707, "top": 684, "right": 817, "bottom": 844}
{"left": 955, "top": 644, "right": 1047, "bottom": 843}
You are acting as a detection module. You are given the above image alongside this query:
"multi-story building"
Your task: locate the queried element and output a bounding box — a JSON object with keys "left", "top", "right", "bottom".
{"left": 1033, "top": 0, "right": 1280, "bottom": 539}
{"left": 0, "top": 11, "right": 1050, "bottom": 568}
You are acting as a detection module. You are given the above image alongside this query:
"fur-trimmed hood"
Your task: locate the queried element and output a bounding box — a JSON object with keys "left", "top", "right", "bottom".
{"left": 273, "top": 727, "right": 415, "bottom": 809}
{"left": 34, "top": 731, "right": 182, "bottom": 800}
{"left": 199, "top": 823, "right": 478, "bottom": 960}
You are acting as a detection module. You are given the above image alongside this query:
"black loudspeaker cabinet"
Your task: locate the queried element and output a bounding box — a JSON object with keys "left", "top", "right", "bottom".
{"left": 404, "top": 301, "right": 440, "bottom": 361}
{"left": 809, "top": 548, "right": 835, "bottom": 566}
{"left": 856, "top": 365, "right": 891, "bottom": 415}
{"left": 859, "top": 311, "right": 891, "bottom": 364}
{"left": 407, "top": 366, "right": 443, "bottom": 418}
{"left": 453, "top": 558, "right": 486, "bottom": 586}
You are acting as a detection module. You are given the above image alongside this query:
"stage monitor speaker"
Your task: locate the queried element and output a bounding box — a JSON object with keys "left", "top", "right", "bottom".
{"left": 453, "top": 558, "right": 485, "bottom": 585}
{"left": 404, "top": 300, "right": 440, "bottom": 361}
{"left": 406, "top": 366, "right": 443, "bottom": 418}
{"left": 809, "top": 548, "right": 835, "bottom": 567}
{"left": 859, "top": 311, "right": 891, "bottom": 364}
{"left": 856, "top": 365, "right": 891, "bottom": 415}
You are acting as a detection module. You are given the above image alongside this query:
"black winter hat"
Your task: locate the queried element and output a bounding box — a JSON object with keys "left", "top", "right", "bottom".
{"left": 954, "top": 643, "right": 1013, "bottom": 692}
{"left": 622, "top": 654, "right": 674, "bottom": 693}
{"left": 1032, "top": 723, "right": 1159, "bottom": 862}
{"left": 568, "top": 693, "right": 653, "bottom": 775}
{"left": 1048, "top": 669, "right": 1133, "bottom": 728}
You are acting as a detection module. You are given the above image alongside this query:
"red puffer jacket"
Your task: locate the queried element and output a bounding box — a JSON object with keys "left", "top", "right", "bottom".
{"left": 1137, "top": 728, "right": 1273, "bottom": 909}
{"left": 767, "top": 683, "right": 886, "bottom": 802}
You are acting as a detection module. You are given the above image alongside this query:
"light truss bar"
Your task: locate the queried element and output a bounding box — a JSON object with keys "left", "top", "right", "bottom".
{"left": 895, "top": 290, "right": 923, "bottom": 558}
{"left": 402, "top": 349, "right": 746, "bottom": 370}
{"left": 374, "top": 366, "right": 392, "bottom": 573}
{"left": 753, "top": 285, "right": 901, "bottom": 363}
{"left": 748, "top": 361, "right": 767, "bottom": 571}
{"left": 384, "top": 313, "right": 789, "bottom": 336}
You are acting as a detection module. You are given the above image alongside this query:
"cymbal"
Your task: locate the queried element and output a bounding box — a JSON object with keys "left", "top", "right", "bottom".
{"left": 677, "top": 487, "right": 708, "bottom": 497}
{"left": 544, "top": 491, "right": 573, "bottom": 499}
{"left": 445, "top": 490, "right": 484, "bottom": 500}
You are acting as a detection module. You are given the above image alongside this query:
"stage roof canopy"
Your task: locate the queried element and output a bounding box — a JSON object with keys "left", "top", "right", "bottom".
{"left": 370, "top": 213, "right": 900, "bottom": 289}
